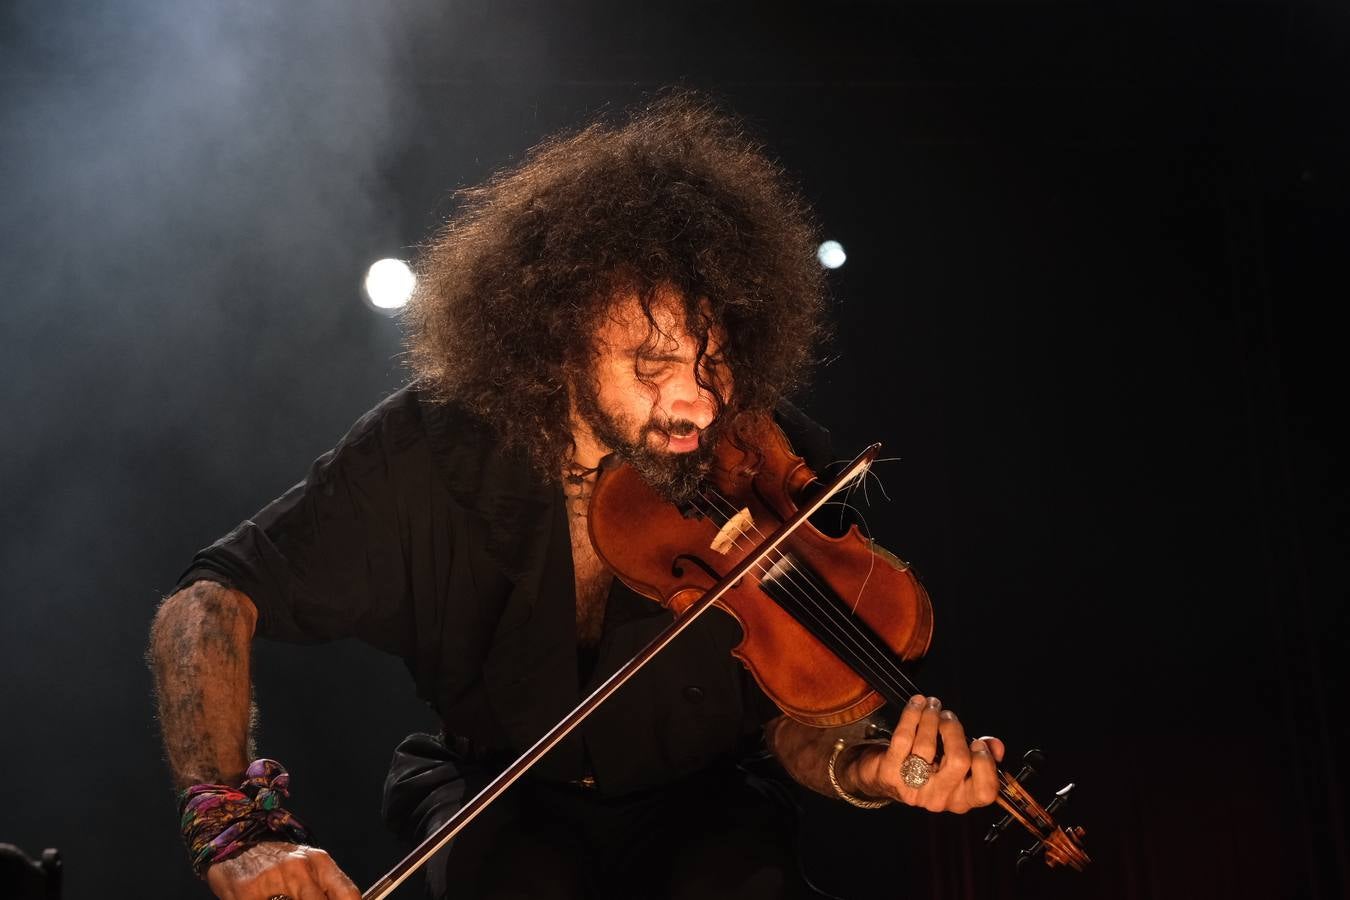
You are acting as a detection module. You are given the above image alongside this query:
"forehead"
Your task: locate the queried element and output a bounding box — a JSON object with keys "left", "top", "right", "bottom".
{"left": 597, "top": 284, "right": 705, "bottom": 353}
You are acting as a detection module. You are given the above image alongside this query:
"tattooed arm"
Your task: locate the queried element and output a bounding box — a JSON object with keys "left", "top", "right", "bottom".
{"left": 148, "top": 580, "right": 359, "bottom": 899}
{"left": 149, "top": 579, "right": 257, "bottom": 789}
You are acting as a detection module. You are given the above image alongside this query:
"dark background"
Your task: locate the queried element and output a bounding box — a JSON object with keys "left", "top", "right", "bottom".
{"left": 2, "top": 1, "right": 1345, "bottom": 898}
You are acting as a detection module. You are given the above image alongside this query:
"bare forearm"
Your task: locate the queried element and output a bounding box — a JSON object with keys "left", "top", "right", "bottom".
{"left": 765, "top": 713, "right": 888, "bottom": 800}
{"left": 148, "top": 580, "right": 258, "bottom": 789}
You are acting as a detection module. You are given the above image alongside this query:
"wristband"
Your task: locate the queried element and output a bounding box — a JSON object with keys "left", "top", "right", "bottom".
{"left": 178, "top": 758, "right": 311, "bottom": 877}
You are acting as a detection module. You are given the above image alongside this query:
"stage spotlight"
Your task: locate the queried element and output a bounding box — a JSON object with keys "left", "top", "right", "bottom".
{"left": 817, "top": 240, "right": 846, "bottom": 269}
{"left": 363, "top": 258, "right": 415, "bottom": 312}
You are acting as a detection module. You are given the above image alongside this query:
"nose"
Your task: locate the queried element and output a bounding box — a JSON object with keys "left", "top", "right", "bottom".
{"left": 668, "top": 368, "right": 717, "bottom": 430}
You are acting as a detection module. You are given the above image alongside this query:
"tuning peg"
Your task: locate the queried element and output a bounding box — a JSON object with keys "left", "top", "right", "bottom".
{"left": 1017, "top": 749, "right": 1045, "bottom": 781}
{"left": 985, "top": 819, "right": 1010, "bottom": 843}
{"left": 1044, "top": 782, "right": 1075, "bottom": 816}
{"left": 985, "top": 814, "right": 1013, "bottom": 844}
{"left": 1016, "top": 838, "right": 1046, "bottom": 872}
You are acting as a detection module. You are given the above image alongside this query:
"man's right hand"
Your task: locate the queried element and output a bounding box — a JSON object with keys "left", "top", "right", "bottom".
{"left": 205, "top": 842, "right": 361, "bottom": 900}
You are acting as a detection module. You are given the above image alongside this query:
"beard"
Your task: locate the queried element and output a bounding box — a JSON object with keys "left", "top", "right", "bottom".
{"left": 574, "top": 390, "right": 718, "bottom": 506}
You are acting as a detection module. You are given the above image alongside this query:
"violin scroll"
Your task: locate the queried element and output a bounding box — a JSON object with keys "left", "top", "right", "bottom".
{"left": 985, "top": 749, "right": 1091, "bottom": 871}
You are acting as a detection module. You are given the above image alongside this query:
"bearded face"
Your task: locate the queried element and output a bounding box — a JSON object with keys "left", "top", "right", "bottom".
{"left": 572, "top": 385, "right": 720, "bottom": 505}
{"left": 567, "top": 286, "right": 732, "bottom": 505}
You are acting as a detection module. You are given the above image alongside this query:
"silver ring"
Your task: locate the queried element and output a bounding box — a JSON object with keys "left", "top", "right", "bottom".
{"left": 899, "top": 753, "right": 934, "bottom": 788}
{"left": 268, "top": 895, "right": 292, "bottom": 900}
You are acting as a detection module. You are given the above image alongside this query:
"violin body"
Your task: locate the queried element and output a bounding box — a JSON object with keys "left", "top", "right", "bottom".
{"left": 589, "top": 412, "right": 934, "bottom": 727}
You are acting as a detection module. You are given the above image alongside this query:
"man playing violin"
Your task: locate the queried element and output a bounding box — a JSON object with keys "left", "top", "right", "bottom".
{"left": 150, "top": 92, "right": 1004, "bottom": 900}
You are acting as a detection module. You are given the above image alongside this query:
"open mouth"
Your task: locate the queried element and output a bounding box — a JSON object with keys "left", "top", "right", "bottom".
{"left": 664, "top": 431, "right": 700, "bottom": 452}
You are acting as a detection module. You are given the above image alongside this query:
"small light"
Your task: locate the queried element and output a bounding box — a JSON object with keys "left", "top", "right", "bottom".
{"left": 817, "top": 240, "right": 846, "bottom": 269}
{"left": 363, "top": 258, "right": 415, "bottom": 312}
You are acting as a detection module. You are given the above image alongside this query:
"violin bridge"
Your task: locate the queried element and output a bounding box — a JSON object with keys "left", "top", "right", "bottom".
{"left": 710, "top": 507, "right": 756, "bottom": 555}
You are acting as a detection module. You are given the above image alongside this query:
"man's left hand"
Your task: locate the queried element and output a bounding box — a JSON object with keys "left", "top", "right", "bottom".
{"left": 847, "top": 693, "right": 1005, "bottom": 813}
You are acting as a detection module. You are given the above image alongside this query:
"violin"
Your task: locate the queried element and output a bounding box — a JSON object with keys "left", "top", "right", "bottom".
{"left": 589, "top": 411, "right": 934, "bottom": 726}
{"left": 362, "top": 413, "right": 1088, "bottom": 899}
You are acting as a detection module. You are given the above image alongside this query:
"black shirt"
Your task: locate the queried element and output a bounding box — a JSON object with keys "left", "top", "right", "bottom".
{"left": 176, "top": 385, "right": 833, "bottom": 796}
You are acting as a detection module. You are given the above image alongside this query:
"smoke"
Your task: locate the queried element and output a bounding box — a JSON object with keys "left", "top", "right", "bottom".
{"left": 0, "top": 0, "right": 432, "bottom": 673}
{"left": 2, "top": 2, "right": 412, "bottom": 241}
{"left": 0, "top": 0, "right": 423, "bottom": 529}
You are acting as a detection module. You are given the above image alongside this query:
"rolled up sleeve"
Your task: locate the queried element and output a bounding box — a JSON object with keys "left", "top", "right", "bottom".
{"left": 175, "top": 402, "right": 416, "bottom": 656}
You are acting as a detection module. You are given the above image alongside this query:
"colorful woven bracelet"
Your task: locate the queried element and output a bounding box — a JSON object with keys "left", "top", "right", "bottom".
{"left": 178, "top": 758, "right": 312, "bottom": 877}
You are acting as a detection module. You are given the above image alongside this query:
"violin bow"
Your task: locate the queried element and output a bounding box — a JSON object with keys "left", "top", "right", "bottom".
{"left": 361, "top": 444, "right": 882, "bottom": 900}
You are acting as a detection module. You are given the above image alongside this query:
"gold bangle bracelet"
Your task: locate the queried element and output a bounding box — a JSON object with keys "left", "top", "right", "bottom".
{"left": 827, "top": 738, "right": 894, "bottom": 809}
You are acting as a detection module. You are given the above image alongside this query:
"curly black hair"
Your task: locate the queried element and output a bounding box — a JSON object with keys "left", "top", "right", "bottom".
{"left": 403, "top": 91, "right": 828, "bottom": 478}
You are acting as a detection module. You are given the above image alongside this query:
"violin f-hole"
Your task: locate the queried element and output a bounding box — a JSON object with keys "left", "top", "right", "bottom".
{"left": 672, "top": 553, "right": 724, "bottom": 582}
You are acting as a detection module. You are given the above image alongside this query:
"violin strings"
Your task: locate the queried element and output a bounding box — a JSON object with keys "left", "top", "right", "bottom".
{"left": 690, "top": 486, "right": 907, "bottom": 699}
{"left": 684, "top": 490, "right": 905, "bottom": 700}
{"left": 689, "top": 486, "right": 925, "bottom": 707}
{"left": 698, "top": 483, "right": 922, "bottom": 705}
{"left": 702, "top": 504, "right": 923, "bottom": 707}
